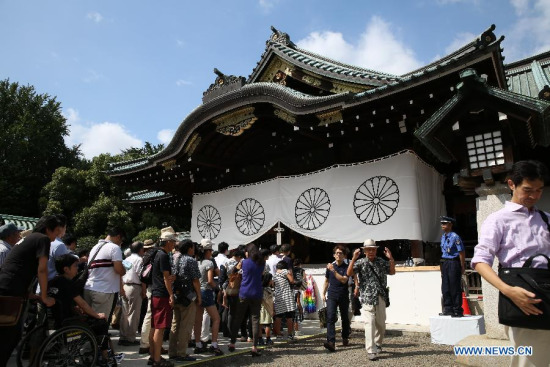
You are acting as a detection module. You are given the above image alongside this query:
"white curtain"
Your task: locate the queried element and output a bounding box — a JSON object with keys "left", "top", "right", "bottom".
{"left": 191, "top": 151, "right": 445, "bottom": 249}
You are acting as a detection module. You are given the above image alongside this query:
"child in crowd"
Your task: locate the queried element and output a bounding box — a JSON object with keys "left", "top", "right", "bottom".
{"left": 273, "top": 260, "right": 296, "bottom": 341}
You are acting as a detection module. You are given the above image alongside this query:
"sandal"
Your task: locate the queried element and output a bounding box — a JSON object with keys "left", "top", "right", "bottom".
{"left": 228, "top": 344, "right": 236, "bottom": 352}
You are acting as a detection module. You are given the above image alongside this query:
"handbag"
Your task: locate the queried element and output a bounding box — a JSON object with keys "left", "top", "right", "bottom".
{"left": 366, "top": 262, "right": 390, "bottom": 307}
{"left": 173, "top": 257, "right": 197, "bottom": 306}
{"left": 0, "top": 295, "right": 26, "bottom": 326}
{"left": 226, "top": 272, "right": 242, "bottom": 296}
{"left": 498, "top": 254, "right": 550, "bottom": 330}
{"left": 74, "top": 241, "right": 107, "bottom": 293}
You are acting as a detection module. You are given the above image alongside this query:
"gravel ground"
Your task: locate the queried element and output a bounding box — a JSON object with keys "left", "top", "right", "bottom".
{"left": 195, "top": 330, "right": 456, "bottom": 367}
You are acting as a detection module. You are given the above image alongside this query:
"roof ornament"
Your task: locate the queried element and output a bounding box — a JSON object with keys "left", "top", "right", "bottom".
{"left": 202, "top": 68, "right": 246, "bottom": 104}
{"left": 269, "top": 25, "right": 296, "bottom": 47}
{"left": 475, "top": 24, "right": 497, "bottom": 50}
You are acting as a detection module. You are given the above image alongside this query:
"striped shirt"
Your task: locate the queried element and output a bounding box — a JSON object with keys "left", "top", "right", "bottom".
{"left": 273, "top": 269, "right": 296, "bottom": 315}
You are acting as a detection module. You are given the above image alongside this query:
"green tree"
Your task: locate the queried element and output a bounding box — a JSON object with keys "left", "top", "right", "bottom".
{"left": 132, "top": 227, "right": 161, "bottom": 243}
{"left": 0, "top": 79, "right": 82, "bottom": 216}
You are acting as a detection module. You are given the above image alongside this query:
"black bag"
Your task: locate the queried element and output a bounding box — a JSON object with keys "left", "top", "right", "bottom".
{"left": 172, "top": 257, "right": 196, "bottom": 306}
{"left": 139, "top": 248, "right": 160, "bottom": 285}
{"left": 498, "top": 254, "right": 550, "bottom": 330}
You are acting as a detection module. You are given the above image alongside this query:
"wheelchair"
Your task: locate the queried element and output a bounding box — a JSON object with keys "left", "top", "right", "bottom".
{"left": 16, "top": 300, "right": 117, "bottom": 367}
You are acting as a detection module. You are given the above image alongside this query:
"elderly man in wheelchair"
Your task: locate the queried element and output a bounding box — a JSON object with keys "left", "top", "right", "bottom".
{"left": 19, "top": 254, "right": 120, "bottom": 366}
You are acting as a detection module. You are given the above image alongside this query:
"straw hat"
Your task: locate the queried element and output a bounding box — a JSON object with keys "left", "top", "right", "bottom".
{"left": 362, "top": 239, "right": 378, "bottom": 248}
{"left": 160, "top": 226, "right": 177, "bottom": 241}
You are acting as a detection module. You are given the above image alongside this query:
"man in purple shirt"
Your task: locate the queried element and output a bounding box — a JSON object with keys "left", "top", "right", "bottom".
{"left": 472, "top": 160, "right": 550, "bottom": 367}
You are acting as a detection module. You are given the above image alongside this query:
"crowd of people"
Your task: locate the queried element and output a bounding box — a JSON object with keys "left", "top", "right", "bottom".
{"left": 2, "top": 160, "right": 547, "bottom": 367}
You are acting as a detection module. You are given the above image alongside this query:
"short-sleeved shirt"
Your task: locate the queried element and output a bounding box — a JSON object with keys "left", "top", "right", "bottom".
{"left": 0, "top": 232, "right": 50, "bottom": 297}
{"left": 353, "top": 257, "right": 390, "bottom": 306}
{"left": 84, "top": 240, "right": 123, "bottom": 294}
{"left": 0, "top": 239, "right": 13, "bottom": 268}
{"left": 48, "top": 238, "right": 70, "bottom": 280}
{"left": 49, "top": 275, "right": 80, "bottom": 321}
{"left": 198, "top": 259, "right": 214, "bottom": 290}
{"left": 440, "top": 232, "right": 464, "bottom": 259}
{"left": 122, "top": 253, "right": 143, "bottom": 285}
{"left": 152, "top": 249, "right": 171, "bottom": 298}
{"left": 239, "top": 258, "right": 263, "bottom": 300}
{"left": 273, "top": 269, "right": 296, "bottom": 315}
{"left": 172, "top": 254, "right": 200, "bottom": 290}
{"left": 325, "top": 261, "right": 349, "bottom": 300}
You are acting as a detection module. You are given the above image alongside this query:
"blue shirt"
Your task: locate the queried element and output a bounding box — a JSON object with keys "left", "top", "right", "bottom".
{"left": 325, "top": 261, "right": 349, "bottom": 300}
{"left": 440, "top": 231, "right": 464, "bottom": 259}
{"left": 239, "top": 258, "right": 264, "bottom": 300}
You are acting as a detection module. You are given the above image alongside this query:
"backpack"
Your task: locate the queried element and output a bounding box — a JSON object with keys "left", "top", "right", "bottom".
{"left": 139, "top": 248, "right": 159, "bottom": 285}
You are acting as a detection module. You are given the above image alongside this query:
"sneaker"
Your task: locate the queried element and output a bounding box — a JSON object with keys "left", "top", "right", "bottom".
{"left": 376, "top": 345, "right": 382, "bottom": 353}
{"left": 343, "top": 339, "right": 350, "bottom": 346}
{"left": 294, "top": 330, "right": 302, "bottom": 337}
{"left": 247, "top": 337, "right": 253, "bottom": 343}
{"left": 258, "top": 337, "right": 265, "bottom": 345}
{"left": 114, "top": 353, "right": 125, "bottom": 364}
{"left": 208, "top": 345, "right": 224, "bottom": 356}
{"left": 368, "top": 353, "right": 378, "bottom": 361}
{"left": 265, "top": 338, "right": 274, "bottom": 345}
{"left": 323, "top": 341, "right": 335, "bottom": 352}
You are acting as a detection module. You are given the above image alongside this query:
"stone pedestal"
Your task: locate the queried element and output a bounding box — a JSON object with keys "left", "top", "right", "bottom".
{"left": 475, "top": 183, "right": 511, "bottom": 340}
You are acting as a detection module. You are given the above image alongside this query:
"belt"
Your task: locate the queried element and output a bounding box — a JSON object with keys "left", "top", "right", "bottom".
{"left": 440, "top": 257, "right": 460, "bottom": 262}
{"left": 125, "top": 283, "right": 142, "bottom": 286}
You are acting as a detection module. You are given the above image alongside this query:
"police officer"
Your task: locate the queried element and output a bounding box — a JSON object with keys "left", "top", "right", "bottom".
{"left": 439, "top": 216, "right": 465, "bottom": 317}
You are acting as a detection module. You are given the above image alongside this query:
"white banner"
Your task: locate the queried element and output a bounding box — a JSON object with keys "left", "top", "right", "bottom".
{"left": 191, "top": 151, "right": 445, "bottom": 248}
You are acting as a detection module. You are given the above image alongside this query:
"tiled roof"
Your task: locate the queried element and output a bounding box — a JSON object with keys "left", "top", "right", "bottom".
{"left": 505, "top": 50, "right": 550, "bottom": 99}
{"left": 0, "top": 214, "right": 39, "bottom": 230}
{"left": 125, "top": 190, "right": 172, "bottom": 202}
{"left": 109, "top": 82, "right": 352, "bottom": 173}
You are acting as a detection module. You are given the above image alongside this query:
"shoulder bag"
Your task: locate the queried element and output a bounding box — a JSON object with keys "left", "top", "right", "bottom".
{"left": 74, "top": 240, "right": 107, "bottom": 293}
{"left": 498, "top": 253, "right": 550, "bottom": 329}
{"left": 366, "top": 261, "right": 390, "bottom": 307}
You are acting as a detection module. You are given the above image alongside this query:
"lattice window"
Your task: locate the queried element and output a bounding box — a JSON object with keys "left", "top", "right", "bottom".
{"left": 466, "top": 131, "right": 504, "bottom": 170}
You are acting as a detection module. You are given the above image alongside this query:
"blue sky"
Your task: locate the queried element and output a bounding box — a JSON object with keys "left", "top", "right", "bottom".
{"left": 1, "top": 0, "right": 549, "bottom": 159}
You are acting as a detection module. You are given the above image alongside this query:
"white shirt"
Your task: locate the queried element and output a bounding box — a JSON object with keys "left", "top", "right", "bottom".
{"left": 215, "top": 253, "right": 229, "bottom": 269}
{"left": 267, "top": 254, "right": 282, "bottom": 276}
{"left": 84, "top": 240, "right": 123, "bottom": 293}
{"left": 122, "top": 253, "right": 143, "bottom": 285}
{"left": 0, "top": 239, "right": 13, "bottom": 268}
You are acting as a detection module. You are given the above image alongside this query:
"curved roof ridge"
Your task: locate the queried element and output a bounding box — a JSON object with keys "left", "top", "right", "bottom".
{"left": 282, "top": 42, "right": 400, "bottom": 79}
{"left": 110, "top": 83, "right": 352, "bottom": 173}
{"left": 402, "top": 24, "right": 502, "bottom": 77}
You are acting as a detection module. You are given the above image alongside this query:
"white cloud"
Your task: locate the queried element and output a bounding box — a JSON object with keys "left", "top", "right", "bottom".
{"left": 296, "top": 16, "right": 423, "bottom": 75}
{"left": 505, "top": 0, "right": 550, "bottom": 61}
{"left": 176, "top": 79, "right": 192, "bottom": 86}
{"left": 157, "top": 129, "right": 175, "bottom": 145}
{"left": 86, "top": 12, "right": 103, "bottom": 23}
{"left": 444, "top": 32, "right": 477, "bottom": 54}
{"left": 63, "top": 108, "right": 143, "bottom": 159}
{"left": 258, "top": 0, "right": 279, "bottom": 13}
{"left": 510, "top": 0, "right": 529, "bottom": 15}
{"left": 82, "top": 69, "right": 105, "bottom": 83}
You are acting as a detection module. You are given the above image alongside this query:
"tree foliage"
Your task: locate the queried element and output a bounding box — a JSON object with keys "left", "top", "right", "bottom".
{"left": 132, "top": 227, "right": 161, "bottom": 243}
{"left": 0, "top": 79, "right": 82, "bottom": 216}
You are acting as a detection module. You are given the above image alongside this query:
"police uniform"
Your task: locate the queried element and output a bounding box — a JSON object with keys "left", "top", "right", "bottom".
{"left": 439, "top": 216, "right": 465, "bottom": 317}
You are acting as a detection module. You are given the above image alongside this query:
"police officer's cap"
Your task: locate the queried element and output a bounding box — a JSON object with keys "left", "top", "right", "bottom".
{"left": 440, "top": 216, "right": 456, "bottom": 224}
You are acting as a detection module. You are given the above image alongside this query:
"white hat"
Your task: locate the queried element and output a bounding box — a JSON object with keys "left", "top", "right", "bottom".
{"left": 143, "top": 239, "right": 155, "bottom": 248}
{"left": 362, "top": 239, "right": 378, "bottom": 248}
{"left": 160, "top": 226, "right": 177, "bottom": 241}
{"left": 200, "top": 238, "right": 214, "bottom": 250}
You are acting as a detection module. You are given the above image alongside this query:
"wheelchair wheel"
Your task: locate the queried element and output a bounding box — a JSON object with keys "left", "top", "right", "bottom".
{"left": 36, "top": 325, "right": 97, "bottom": 366}
{"left": 16, "top": 325, "right": 48, "bottom": 367}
